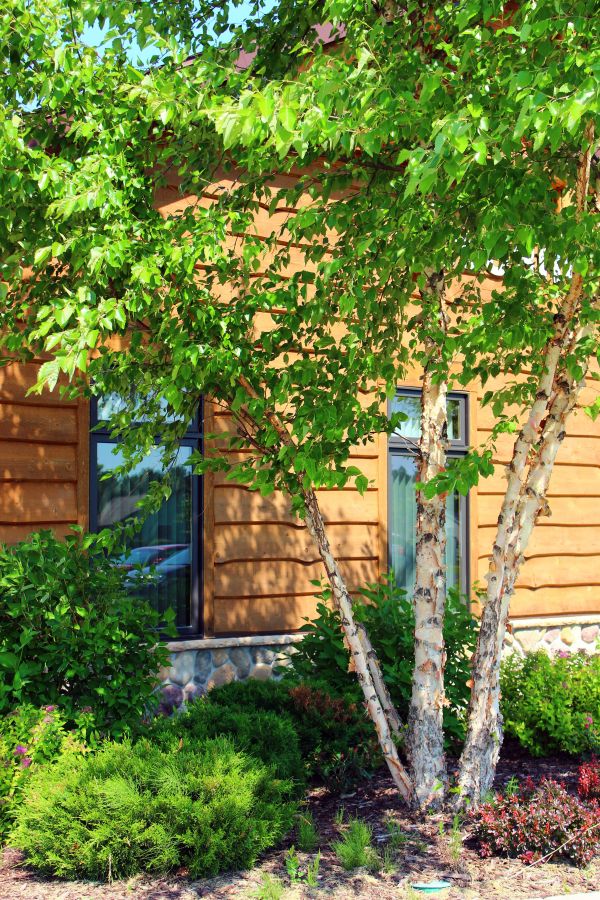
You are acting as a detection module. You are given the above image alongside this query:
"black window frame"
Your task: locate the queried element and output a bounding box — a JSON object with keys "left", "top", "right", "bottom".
{"left": 388, "top": 388, "right": 470, "bottom": 597}
{"left": 89, "top": 398, "right": 204, "bottom": 638}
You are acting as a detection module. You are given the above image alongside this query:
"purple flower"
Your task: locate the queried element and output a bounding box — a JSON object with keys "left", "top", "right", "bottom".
{"left": 557, "top": 650, "right": 571, "bottom": 658}
{"left": 584, "top": 715, "right": 594, "bottom": 730}
{"left": 14, "top": 745, "right": 28, "bottom": 756}
{"left": 45, "top": 705, "right": 57, "bottom": 713}
{"left": 20, "top": 757, "right": 32, "bottom": 769}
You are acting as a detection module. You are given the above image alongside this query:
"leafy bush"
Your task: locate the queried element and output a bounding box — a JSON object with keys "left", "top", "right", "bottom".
{"left": 472, "top": 777, "right": 600, "bottom": 867}
{"left": 280, "top": 576, "right": 478, "bottom": 748}
{"left": 207, "top": 678, "right": 377, "bottom": 791}
{"left": 0, "top": 705, "right": 88, "bottom": 843}
{"left": 578, "top": 758, "right": 600, "bottom": 800}
{"left": 0, "top": 530, "right": 173, "bottom": 738}
{"left": 500, "top": 650, "right": 600, "bottom": 756}
{"left": 148, "top": 698, "right": 304, "bottom": 788}
{"left": 12, "top": 736, "right": 296, "bottom": 880}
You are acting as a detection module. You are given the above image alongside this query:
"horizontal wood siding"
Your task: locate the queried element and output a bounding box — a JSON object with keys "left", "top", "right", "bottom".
{"left": 0, "top": 362, "right": 86, "bottom": 543}
{"left": 475, "top": 396, "right": 600, "bottom": 618}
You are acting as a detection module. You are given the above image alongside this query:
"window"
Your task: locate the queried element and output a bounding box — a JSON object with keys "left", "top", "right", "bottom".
{"left": 89, "top": 398, "right": 202, "bottom": 636}
{"left": 388, "top": 389, "right": 469, "bottom": 597}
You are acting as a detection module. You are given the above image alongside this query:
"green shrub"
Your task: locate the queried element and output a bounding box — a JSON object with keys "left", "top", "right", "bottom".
{"left": 0, "top": 705, "right": 88, "bottom": 843}
{"left": 207, "top": 678, "right": 377, "bottom": 791}
{"left": 500, "top": 650, "right": 600, "bottom": 756}
{"left": 148, "top": 699, "right": 304, "bottom": 788}
{"left": 12, "top": 736, "right": 296, "bottom": 880}
{"left": 0, "top": 529, "right": 173, "bottom": 738}
{"left": 280, "top": 576, "right": 478, "bottom": 748}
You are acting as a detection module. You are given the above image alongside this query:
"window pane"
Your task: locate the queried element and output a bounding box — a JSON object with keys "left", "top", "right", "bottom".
{"left": 389, "top": 453, "right": 464, "bottom": 596}
{"left": 391, "top": 393, "right": 462, "bottom": 441}
{"left": 96, "top": 393, "right": 191, "bottom": 428}
{"left": 95, "top": 443, "right": 193, "bottom": 628}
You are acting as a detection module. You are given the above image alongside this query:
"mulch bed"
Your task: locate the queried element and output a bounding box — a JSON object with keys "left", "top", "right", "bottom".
{"left": 1, "top": 748, "right": 598, "bottom": 900}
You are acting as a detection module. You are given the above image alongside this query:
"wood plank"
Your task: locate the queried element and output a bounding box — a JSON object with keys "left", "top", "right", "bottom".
{"left": 214, "top": 594, "right": 321, "bottom": 635}
{"left": 478, "top": 524, "right": 600, "bottom": 558}
{"left": 214, "top": 484, "right": 379, "bottom": 525}
{"left": 0, "top": 404, "right": 78, "bottom": 443}
{"left": 215, "top": 557, "right": 379, "bottom": 599}
{"left": 0, "top": 441, "right": 77, "bottom": 482}
{"left": 0, "top": 522, "right": 76, "bottom": 545}
{"left": 510, "top": 585, "right": 600, "bottom": 618}
{"left": 215, "top": 521, "right": 379, "bottom": 563}
{"left": 478, "top": 430, "right": 600, "bottom": 466}
{"left": 0, "top": 482, "right": 78, "bottom": 523}
{"left": 477, "top": 463, "right": 600, "bottom": 497}
{"left": 0, "top": 363, "right": 76, "bottom": 406}
{"left": 477, "top": 554, "right": 600, "bottom": 589}
{"left": 478, "top": 494, "right": 600, "bottom": 528}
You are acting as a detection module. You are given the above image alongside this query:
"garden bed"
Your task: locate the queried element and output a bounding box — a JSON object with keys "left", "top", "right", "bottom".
{"left": 1, "top": 751, "right": 598, "bottom": 900}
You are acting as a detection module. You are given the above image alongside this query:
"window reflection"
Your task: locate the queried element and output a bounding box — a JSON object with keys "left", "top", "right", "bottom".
{"left": 391, "top": 394, "right": 461, "bottom": 441}
{"left": 96, "top": 443, "right": 193, "bottom": 628}
{"left": 388, "top": 454, "right": 464, "bottom": 596}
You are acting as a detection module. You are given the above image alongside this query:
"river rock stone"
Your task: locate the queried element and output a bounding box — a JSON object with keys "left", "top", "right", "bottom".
{"left": 207, "top": 663, "right": 236, "bottom": 690}
{"left": 169, "top": 651, "right": 196, "bottom": 686}
{"left": 159, "top": 683, "right": 183, "bottom": 714}
{"left": 581, "top": 625, "right": 599, "bottom": 643}
{"left": 229, "top": 647, "right": 252, "bottom": 678}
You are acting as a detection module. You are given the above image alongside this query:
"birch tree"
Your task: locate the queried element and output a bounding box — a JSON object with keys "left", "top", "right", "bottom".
{"left": 1, "top": 0, "right": 599, "bottom": 810}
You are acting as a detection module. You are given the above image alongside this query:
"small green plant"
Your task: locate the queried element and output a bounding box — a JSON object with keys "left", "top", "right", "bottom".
{"left": 334, "top": 806, "right": 345, "bottom": 827}
{"left": 438, "top": 813, "right": 464, "bottom": 868}
{"left": 381, "top": 844, "right": 396, "bottom": 874}
{"left": 306, "top": 851, "right": 321, "bottom": 888}
{"left": 386, "top": 819, "right": 410, "bottom": 850}
{"left": 332, "top": 818, "right": 380, "bottom": 871}
{"left": 284, "top": 846, "right": 301, "bottom": 883}
{"left": 504, "top": 776, "right": 520, "bottom": 797}
{"left": 297, "top": 810, "right": 320, "bottom": 852}
{"left": 251, "top": 873, "right": 286, "bottom": 900}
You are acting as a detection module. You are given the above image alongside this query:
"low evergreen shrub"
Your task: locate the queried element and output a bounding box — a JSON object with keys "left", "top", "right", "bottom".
{"left": 207, "top": 678, "right": 377, "bottom": 791}
{"left": 0, "top": 530, "right": 173, "bottom": 738}
{"left": 472, "top": 777, "right": 600, "bottom": 867}
{"left": 280, "top": 576, "right": 478, "bottom": 748}
{"left": 12, "top": 736, "right": 297, "bottom": 880}
{"left": 500, "top": 650, "right": 600, "bottom": 756}
{"left": 148, "top": 699, "right": 304, "bottom": 788}
{"left": 0, "top": 705, "right": 88, "bottom": 843}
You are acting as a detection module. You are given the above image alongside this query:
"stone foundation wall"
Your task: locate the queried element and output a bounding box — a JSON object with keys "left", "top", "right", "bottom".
{"left": 159, "top": 618, "right": 600, "bottom": 713}
{"left": 158, "top": 634, "right": 303, "bottom": 714}
{"left": 504, "top": 616, "right": 600, "bottom": 657}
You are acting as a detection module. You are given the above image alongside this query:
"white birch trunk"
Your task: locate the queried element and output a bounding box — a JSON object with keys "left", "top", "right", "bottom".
{"left": 302, "top": 487, "right": 415, "bottom": 805}
{"left": 408, "top": 270, "right": 449, "bottom": 808}
{"left": 457, "top": 123, "right": 596, "bottom": 806}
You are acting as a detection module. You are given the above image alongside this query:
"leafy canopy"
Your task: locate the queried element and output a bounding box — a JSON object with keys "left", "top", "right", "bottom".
{"left": 1, "top": 0, "right": 598, "bottom": 518}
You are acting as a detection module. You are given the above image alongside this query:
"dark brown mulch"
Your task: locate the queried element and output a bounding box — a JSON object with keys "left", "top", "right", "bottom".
{"left": 1, "top": 751, "right": 598, "bottom": 900}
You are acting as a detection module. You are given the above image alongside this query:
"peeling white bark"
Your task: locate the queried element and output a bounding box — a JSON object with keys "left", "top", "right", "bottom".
{"left": 408, "top": 269, "right": 449, "bottom": 809}
{"left": 457, "top": 122, "right": 596, "bottom": 806}
{"left": 302, "top": 487, "right": 415, "bottom": 805}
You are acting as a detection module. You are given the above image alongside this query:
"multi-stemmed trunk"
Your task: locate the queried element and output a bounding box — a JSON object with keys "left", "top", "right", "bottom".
{"left": 408, "top": 269, "right": 449, "bottom": 809}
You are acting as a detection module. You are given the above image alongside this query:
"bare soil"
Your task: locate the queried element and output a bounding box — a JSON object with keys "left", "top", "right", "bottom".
{"left": 1, "top": 748, "right": 598, "bottom": 900}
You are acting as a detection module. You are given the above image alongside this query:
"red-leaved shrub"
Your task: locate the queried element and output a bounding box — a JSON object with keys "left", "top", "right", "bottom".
{"left": 472, "top": 778, "right": 600, "bottom": 867}
{"left": 578, "top": 758, "right": 600, "bottom": 800}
